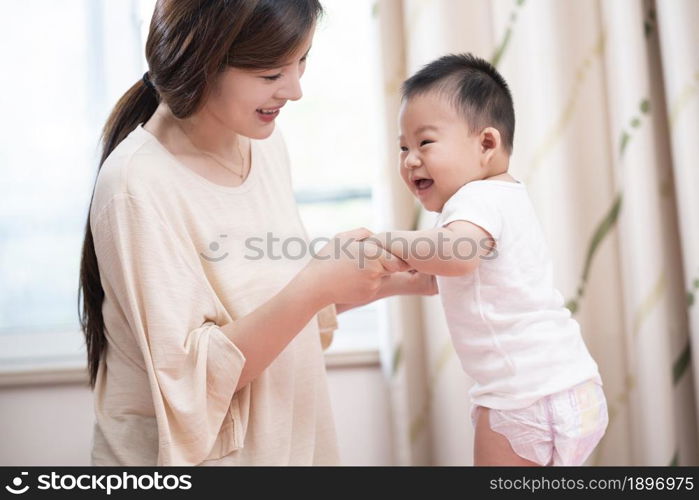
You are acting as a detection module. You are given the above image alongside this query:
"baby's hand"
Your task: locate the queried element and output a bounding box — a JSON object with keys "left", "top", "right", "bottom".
{"left": 348, "top": 229, "right": 410, "bottom": 273}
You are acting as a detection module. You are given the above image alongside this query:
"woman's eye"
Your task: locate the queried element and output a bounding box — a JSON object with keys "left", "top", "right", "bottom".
{"left": 420, "top": 140, "right": 433, "bottom": 147}
{"left": 262, "top": 74, "right": 282, "bottom": 81}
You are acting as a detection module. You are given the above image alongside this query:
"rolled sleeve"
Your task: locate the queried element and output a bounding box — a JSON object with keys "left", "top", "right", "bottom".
{"left": 92, "top": 194, "right": 247, "bottom": 465}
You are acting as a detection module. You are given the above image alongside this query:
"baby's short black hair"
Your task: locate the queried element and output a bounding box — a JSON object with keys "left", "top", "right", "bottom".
{"left": 401, "top": 53, "right": 515, "bottom": 154}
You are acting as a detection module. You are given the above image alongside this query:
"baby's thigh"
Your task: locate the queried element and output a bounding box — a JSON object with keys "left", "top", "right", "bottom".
{"left": 472, "top": 406, "right": 543, "bottom": 466}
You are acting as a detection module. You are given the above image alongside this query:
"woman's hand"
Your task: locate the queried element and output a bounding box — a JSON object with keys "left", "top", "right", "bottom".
{"left": 302, "top": 227, "right": 411, "bottom": 308}
{"left": 387, "top": 270, "right": 439, "bottom": 297}
{"left": 334, "top": 269, "right": 438, "bottom": 314}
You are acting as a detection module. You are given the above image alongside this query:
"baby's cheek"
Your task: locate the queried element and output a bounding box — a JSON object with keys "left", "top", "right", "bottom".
{"left": 399, "top": 170, "right": 412, "bottom": 189}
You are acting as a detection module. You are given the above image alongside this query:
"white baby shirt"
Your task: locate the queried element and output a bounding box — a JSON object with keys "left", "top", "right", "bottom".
{"left": 435, "top": 180, "right": 602, "bottom": 410}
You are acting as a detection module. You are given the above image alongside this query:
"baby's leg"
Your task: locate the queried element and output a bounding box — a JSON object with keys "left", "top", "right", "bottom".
{"left": 473, "top": 407, "right": 541, "bottom": 466}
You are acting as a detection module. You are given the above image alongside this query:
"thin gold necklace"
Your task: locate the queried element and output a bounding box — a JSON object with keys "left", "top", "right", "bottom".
{"left": 175, "top": 120, "right": 248, "bottom": 179}
{"left": 199, "top": 140, "right": 248, "bottom": 180}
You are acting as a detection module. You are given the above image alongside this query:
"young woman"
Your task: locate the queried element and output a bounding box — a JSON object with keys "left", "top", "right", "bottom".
{"left": 78, "top": 0, "right": 435, "bottom": 466}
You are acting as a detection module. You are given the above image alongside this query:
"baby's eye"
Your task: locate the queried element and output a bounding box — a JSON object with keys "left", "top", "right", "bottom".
{"left": 420, "top": 140, "right": 433, "bottom": 147}
{"left": 399, "top": 146, "right": 408, "bottom": 152}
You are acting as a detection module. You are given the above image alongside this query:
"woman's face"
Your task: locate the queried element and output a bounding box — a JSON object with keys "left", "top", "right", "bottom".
{"left": 203, "top": 27, "right": 315, "bottom": 140}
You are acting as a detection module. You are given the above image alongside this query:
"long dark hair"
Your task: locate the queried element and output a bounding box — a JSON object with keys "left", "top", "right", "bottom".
{"left": 79, "top": 0, "right": 323, "bottom": 389}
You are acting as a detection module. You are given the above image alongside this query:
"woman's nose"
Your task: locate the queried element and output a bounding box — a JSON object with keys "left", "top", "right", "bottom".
{"left": 277, "top": 72, "right": 303, "bottom": 101}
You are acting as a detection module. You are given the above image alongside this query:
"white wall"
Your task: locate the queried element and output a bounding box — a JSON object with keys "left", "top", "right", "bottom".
{"left": 0, "top": 364, "right": 392, "bottom": 466}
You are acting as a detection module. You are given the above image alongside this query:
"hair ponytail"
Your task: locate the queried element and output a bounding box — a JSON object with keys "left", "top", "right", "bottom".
{"left": 100, "top": 79, "right": 160, "bottom": 165}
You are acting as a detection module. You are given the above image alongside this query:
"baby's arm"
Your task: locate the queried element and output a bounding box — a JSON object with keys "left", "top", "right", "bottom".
{"left": 369, "top": 220, "right": 495, "bottom": 277}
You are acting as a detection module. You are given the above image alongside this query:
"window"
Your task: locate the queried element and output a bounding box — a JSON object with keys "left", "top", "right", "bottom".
{"left": 0, "top": 0, "right": 383, "bottom": 377}
{"left": 1, "top": 1, "right": 146, "bottom": 374}
{"left": 277, "top": 0, "right": 384, "bottom": 353}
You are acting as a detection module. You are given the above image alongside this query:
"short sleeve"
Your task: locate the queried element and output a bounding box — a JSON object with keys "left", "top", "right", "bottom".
{"left": 437, "top": 183, "right": 503, "bottom": 242}
{"left": 92, "top": 194, "right": 247, "bottom": 466}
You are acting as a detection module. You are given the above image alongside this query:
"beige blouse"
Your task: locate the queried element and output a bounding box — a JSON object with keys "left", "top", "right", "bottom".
{"left": 89, "top": 124, "right": 339, "bottom": 465}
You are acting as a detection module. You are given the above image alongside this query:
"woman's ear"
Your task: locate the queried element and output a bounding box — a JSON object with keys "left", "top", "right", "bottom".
{"left": 479, "top": 127, "right": 501, "bottom": 167}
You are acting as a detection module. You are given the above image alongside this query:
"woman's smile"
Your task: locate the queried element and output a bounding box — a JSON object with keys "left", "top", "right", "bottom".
{"left": 256, "top": 105, "right": 282, "bottom": 122}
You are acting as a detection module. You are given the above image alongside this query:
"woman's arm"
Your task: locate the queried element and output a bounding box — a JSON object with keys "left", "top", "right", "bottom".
{"left": 219, "top": 267, "right": 328, "bottom": 391}
{"left": 220, "top": 228, "right": 409, "bottom": 392}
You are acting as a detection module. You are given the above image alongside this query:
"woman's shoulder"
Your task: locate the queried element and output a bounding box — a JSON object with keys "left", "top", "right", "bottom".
{"left": 90, "top": 124, "right": 292, "bottom": 223}
{"left": 91, "top": 126, "right": 177, "bottom": 220}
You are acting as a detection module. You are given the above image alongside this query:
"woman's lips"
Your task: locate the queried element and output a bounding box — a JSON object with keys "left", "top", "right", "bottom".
{"left": 256, "top": 107, "right": 280, "bottom": 123}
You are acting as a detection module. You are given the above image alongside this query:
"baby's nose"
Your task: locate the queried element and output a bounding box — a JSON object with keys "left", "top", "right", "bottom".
{"left": 405, "top": 151, "right": 422, "bottom": 168}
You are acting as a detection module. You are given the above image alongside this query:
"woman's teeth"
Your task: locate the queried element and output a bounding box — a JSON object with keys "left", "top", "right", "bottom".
{"left": 256, "top": 108, "right": 280, "bottom": 122}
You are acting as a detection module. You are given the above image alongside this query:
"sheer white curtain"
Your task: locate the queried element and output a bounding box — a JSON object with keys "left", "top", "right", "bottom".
{"left": 374, "top": 0, "right": 698, "bottom": 465}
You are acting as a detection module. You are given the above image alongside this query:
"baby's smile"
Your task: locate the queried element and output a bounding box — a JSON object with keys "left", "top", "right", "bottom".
{"left": 414, "top": 178, "right": 435, "bottom": 201}
{"left": 413, "top": 177, "right": 434, "bottom": 191}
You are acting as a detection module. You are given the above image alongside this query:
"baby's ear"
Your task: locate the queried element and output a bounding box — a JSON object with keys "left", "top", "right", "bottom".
{"left": 479, "top": 127, "right": 502, "bottom": 165}
{"left": 480, "top": 127, "right": 501, "bottom": 151}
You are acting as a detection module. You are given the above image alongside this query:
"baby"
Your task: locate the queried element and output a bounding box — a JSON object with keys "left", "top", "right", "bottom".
{"left": 369, "top": 53, "right": 608, "bottom": 466}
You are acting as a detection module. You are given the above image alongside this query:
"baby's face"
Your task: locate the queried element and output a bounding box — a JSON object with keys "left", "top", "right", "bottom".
{"left": 398, "top": 92, "right": 485, "bottom": 212}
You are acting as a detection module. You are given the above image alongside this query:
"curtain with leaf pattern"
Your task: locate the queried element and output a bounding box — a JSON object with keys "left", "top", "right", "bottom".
{"left": 374, "top": 0, "right": 698, "bottom": 465}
